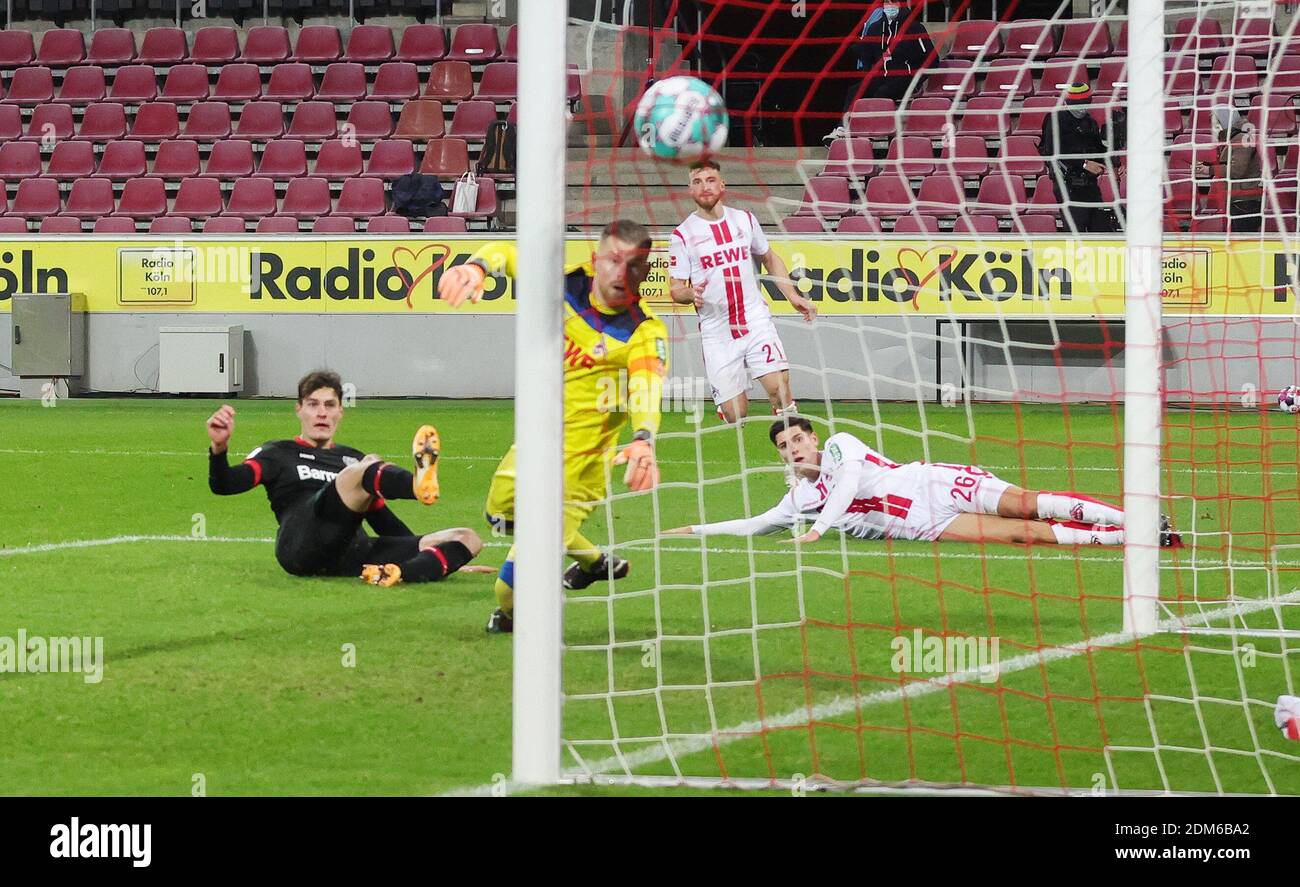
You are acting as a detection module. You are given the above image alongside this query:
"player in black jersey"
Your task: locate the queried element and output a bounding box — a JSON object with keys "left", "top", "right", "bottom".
{"left": 206, "top": 370, "right": 486, "bottom": 587}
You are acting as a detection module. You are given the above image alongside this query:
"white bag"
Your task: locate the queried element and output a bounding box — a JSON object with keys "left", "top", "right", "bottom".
{"left": 452, "top": 172, "right": 479, "bottom": 214}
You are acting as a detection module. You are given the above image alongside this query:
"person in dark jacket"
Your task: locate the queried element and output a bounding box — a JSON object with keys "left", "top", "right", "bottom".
{"left": 1039, "top": 82, "right": 1116, "bottom": 233}
{"left": 827, "top": 1, "right": 935, "bottom": 142}
{"left": 1195, "top": 105, "right": 1262, "bottom": 233}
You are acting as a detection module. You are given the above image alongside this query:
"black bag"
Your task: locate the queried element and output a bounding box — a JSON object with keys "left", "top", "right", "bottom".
{"left": 477, "top": 121, "right": 517, "bottom": 176}
{"left": 391, "top": 173, "right": 447, "bottom": 218}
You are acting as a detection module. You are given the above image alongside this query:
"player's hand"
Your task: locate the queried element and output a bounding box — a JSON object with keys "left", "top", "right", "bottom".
{"left": 691, "top": 281, "right": 706, "bottom": 309}
{"left": 660, "top": 526, "right": 695, "bottom": 536}
{"left": 206, "top": 404, "right": 235, "bottom": 453}
{"left": 789, "top": 293, "right": 817, "bottom": 323}
{"left": 780, "top": 529, "right": 822, "bottom": 545}
{"left": 614, "top": 439, "right": 659, "bottom": 492}
{"left": 437, "top": 263, "right": 487, "bottom": 307}
{"left": 460, "top": 564, "right": 498, "bottom": 574}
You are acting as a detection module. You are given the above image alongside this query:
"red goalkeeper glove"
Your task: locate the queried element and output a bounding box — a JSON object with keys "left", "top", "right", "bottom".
{"left": 614, "top": 438, "right": 658, "bottom": 492}
{"left": 437, "top": 263, "right": 487, "bottom": 307}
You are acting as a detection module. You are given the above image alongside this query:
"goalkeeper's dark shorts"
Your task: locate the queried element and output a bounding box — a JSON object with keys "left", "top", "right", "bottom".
{"left": 275, "top": 483, "right": 422, "bottom": 577}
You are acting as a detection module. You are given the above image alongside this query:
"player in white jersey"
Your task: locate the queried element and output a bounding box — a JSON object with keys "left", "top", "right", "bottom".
{"left": 663, "top": 417, "right": 1182, "bottom": 547}
{"left": 668, "top": 159, "right": 817, "bottom": 423}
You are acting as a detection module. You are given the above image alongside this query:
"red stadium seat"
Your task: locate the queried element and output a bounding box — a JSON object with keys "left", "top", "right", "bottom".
{"left": 293, "top": 26, "right": 343, "bottom": 64}
{"left": 875, "top": 135, "right": 935, "bottom": 177}
{"left": 1095, "top": 58, "right": 1128, "bottom": 96}
{"left": 370, "top": 62, "right": 421, "bottom": 102}
{"left": 56, "top": 65, "right": 107, "bottom": 105}
{"left": 42, "top": 216, "right": 84, "bottom": 233}
{"left": 566, "top": 66, "right": 582, "bottom": 105}
{"left": 845, "top": 98, "right": 896, "bottom": 139}
{"left": 502, "top": 25, "right": 518, "bottom": 63}
{"left": 977, "top": 59, "right": 1033, "bottom": 100}
{"left": 1056, "top": 20, "right": 1112, "bottom": 59}
{"left": 258, "top": 216, "right": 301, "bottom": 233}
{"left": 1165, "top": 56, "right": 1202, "bottom": 98}
{"left": 1013, "top": 214, "right": 1059, "bottom": 234}
{"left": 999, "top": 135, "right": 1046, "bottom": 177}
{"left": 0, "top": 217, "right": 24, "bottom": 232}
{"left": 109, "top": 64, "right": 160, "bottom": 104}
{"left": 113, "top": 177, "right": 167, "bottom": 218}
{"left": 212, "top": 63, "right": 263, "bottom": 102}
{"left": 63, "top": 177, "right": 116, "bottom": 218}
{"left": 835, "top": 214, "right": 882, "bottom": 234}
{"left": 424, "top": 216, "right": 467, "bottom": 232}
{"left": 263, "top": 62, "right": 315, "bottom": 102}
{"left": 953, "top": 213, "right": 1001, "bottom": 234}
{"left": 424, "top": 60, "right": 474, "bottom": 101}
{"left": 1035, "top": 60, "right": 1089, "bottom": 97}
{"left": 449, "top": 176, "right": 496, "bottom": 220}
{"left": 74, "top": 102, "right": 127, "bottom": 142}
{"left": 313, "top": 139, "right": 363, "bottom": 179}
{"left": 396, "top": 25, "right": 448, "bottom": 64}
{"left": 890, "top": 213, "right": 941, "bottom": 233}
{"left": 241, "top": 27, "right": 291, "bottom": 64}
{"left": 88, "top": 28, "right": 137, "bottom": 66}
{"left": 0, "top": 105, "right": 19, "bottom": 141}
{"left": 183, "top": 101, "right": 233, "bottom": 141}
{"left": 43, "top": 140, "right": 95, "bottom": 180}
{"left": 998, "top": 19, "right": 1055, "bottom": 59}
{"left": 161, "top": 64, "right": 210, "bottom": 102}
{"left": 0, "top": 30, "right": 34, "bottom": 68}
{"left": 3, "top": 67, "right": 55, "bottom": 105}
{"left": 1249, "top": 94, "right": 1298, "bottom": 139}
{"left": 957, "top": 97, "right": 1011, "bottom": 137}
{"left": 1015, "top": 96, "right": 1060, "bottom": 139}
{"left": 506, "top": 102, "right": 517, "bottom": 124}
{"left": 344, "top": 25, "right": 395, "bottom": 63}
{"left": 6, "top": 178, "right": 60, "bottom": 217}
{"left": 1170, "top": 15, "right": 1224, "bottom": 55}
{"left": 316, "top": 63, "right": 367, "bottom": 102}
{"left": 900, "top": 97, "right": 951, "bottom": 138}
{"left": 171, "top": 177, "right": 224, "bottom": 217}
{"left": 332, "top": 177, "right": 387, "bottom": 217}
{"left": 128, "top": 102, "right": 181, "bottom": 141}
{"left": 223, "top": 178, "right": 278, "bottom": 218}
{"left": 914, "top": 174, "right": 966, "bottom": 213}
{"left": 448, "top": 100, "right": 497, "bottom": 141}
{"left": 191, "top": 27, "right": 239, "bottom": 65}
{"left": 974, "top": 172, "right": 1028, "bottom": 214}
{"left": 1266, "top": 55, "right": 1300, "bottom": 102}
{"left": 150, "top": 216, "right": 194, "bottom": 234}
{"left": 476, "top": 63, "right": 517, "bottom": 102}
{"left": 395, "top": 100, "right": 446, "bottom": 140}
{"left": 139, "top": 28, "right": 188, "bottom": 66}
{"left": 203, "top": 216, "right": 246, "bottom": 233}
{"left": 0, "top": 141, "right": 41, "bottom": 181}
{"left": 793, "top": 175, "right": 853, "bottom": 217}
{"left": 823, "top": 137, "right": 876, "bottom": 178}
{"left": 311, "top": 216, "right": 354, "bottom": 233}
{"left": 363, "top": 139, "right": 416, "bottom": 178}
{"left": 203, "top": 140, "right": 256, "bottom": 179}
{"left": 256, "top": 139, "right": 308, "bottom": 179}
{"left": 285, "top": 101, "right": 335, "bottom": 140}
{"left": 447, "top": 24, "right": 500, "bottom": 63}
{"left": 779, "top": 215, "right": 827, "bottom": 233}
{"left": 939, "top": 136, "right": 990, "bottom": 178}
{"left": 151, "top": 139, "right": 202, "bottom": 178}
{"left": 236, "top": 101, "right": 287, "bottom": 139}
{"left": 1207, "top": 55, "right": 1260, "bottom": 98}
{"left": 37, "top": 29, "right": 86, "bottom": 67}
{"left": 346, "top": 101, "right": 394, "bottom": 139}
{"left": 1235, "top": 17, "right": 1275, "bottom": 58}
{"left": 945, "top": 20, "right": 1000, "bottom": 61}
{"left": 278, "top": 177, "right": 333, "bottom": 218}
{"left": 22, "top": 103, "right": 74, "bottom": 142}
{"left": 93, "top": 216, "right": 137, "bottom": 232}
{"left": 367, "top": 214, "right": 411, "bottom": 233}
{"left": 418, "top": 138, "right": 469, "bottom": 177}
{"left": 922, "top": 61, "right": 974, "bottom": 99}
{"left": 94, "top": 140, "right": 148, "bottom": 180}
{"left": 863, "top": 173, "right": 914, "bottom": 214}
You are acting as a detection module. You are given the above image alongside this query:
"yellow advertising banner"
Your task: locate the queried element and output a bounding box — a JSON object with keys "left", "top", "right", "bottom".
{"left": 0, "top": 237, "right": 1296, "bottom": 317}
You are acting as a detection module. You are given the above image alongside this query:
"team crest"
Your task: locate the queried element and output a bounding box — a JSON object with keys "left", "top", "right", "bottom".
{"left": 829, "top": 443, "right": 842, "bottom": 462}
{"left": 592, "top": 339, "right": 608, "bottom": 358}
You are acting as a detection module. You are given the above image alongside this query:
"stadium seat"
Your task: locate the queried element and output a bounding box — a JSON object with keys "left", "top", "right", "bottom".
{"left": 1012, "top": 214, "right": 1059, "bottom": 234}
{"left": 152, "top": 139, "right": 202, "bottom": 178}
{"left": 0, "top": 105, "right": 19, "bottom": 141}
{"left": 945, "top": 20, "right": 1000, "bottom": 61}
{"left": 778, "top": 215, "right": 827, "bottom": 233}
{"left": 863, "top": 174, "right": 914, "bottom": 214}
{"left": 914, "top": 174, "right": 966, "bottom": 213}
{"left": 223, "top": 178, "right": 278, "bottom": 218}
{"left": 0, "top": 217, "right": 22, "bottom": 232}
{"left": 423, "top": 216, "right": 467, "bottom": 232}
{"left": 212, "top": 64, "right": 263, "bottom": 102}
{"left": 998, "top": 19, "right": 1055, "bottom": 59}
{"left": 258, "top": 216, "right": 301, "bottom": 233}
{"left": 316, "top": 63, "right": 368, "bottom": 102}
{"left": 293, "top": 26, "right": 343, "bottom": 64}
{"left": 22, "top": 103, "right": 74, "bottom": 142}
{"left": 0, "top": 141, "right": 41, "bottom": 181}
{"left": 88, "top": 28, "right": 137, "bottom": 66}
{"left": 890, "top": 213, "right": 941, "bottom": 234}
{"left": 37, "top": 29, "right": 86, "bottom": 67}
{"left": 448, "top": 100, "right": 497, "bottom": 141}
{"left": 5, "top": 178, "right": 60, "bottom": 217}
{"left": 1165, "top": 56, "right": 1202, "bottom": 98}
{"left": 957, "top": 96, "right": 1011, "bottom": 137}
{"left": 447, "top": 23, "right": 501, "bottom": 63}
{"left": 74, "top": 102, "right": 128, "bottom": 142}
{"left": 395, "top": 100, "right": 446, "bottom": 140}
{"left": 191, "top": 27, "right": 240, "bottom": 65}
{"left": 236, "top": 101, "right": 287, "bottom": 139}
{"left": 1055, "top": 20, "right": 1112, "bottom": 59}
{"left": 974, "top": 173, "right": 1028, "bottom": 215}
{"left": 150, "top": 216, "right": 194, "bottom": 234}
{"left": 344, "top": 25, "right": 395, "bottom": 64}
{"left": 370, "top": 62, "right": 421, "bottom": 102}
{"left": 367, "top": 214, "right": 411, "bottom": 233}
{"left": 254, "top": 139, "right": 307, "bottom": 179}
{"left": 823, "top": 137, "right": 876, "bottom": 178}
{"left": 43, "top": 140, "right": 95, "bottom": 180}
{"left": 939, "top": 136, "right": 991, "bottom": 178}
{"left": 278, "top": 177, "right": 333, "bottom": 218}
{"left": 332, "top": 177, "right": 387, "bottom": 217}
{"left": 845, "top": 98, "right": 896, "bottom": 139}
{"left": 41, "top": 216, "right": 84, "bottom": 233}
{"left": 285, "top": 101, "right": 335, "bottom": 140}
{"left": 2, "top": 67, "right": 54, "bottom": 105}
{"left": 1170, "top": 15, "right": 1224, "bottom": 56}
{"left": 396, "top": 25, "right": 448, "bottom": 64}
{"left": 313, "top": 139, "right": 363, "bottom": 179}
{"left": 502, "top": 25, "right": 518, "bottom": 63}
{"left": 1249, "top": 94, "right": 1298, "bottom": 139}
{"left": 566, "top": 66, "right": 582, "bottom": 106}
{"left": 1235, "top": 17, "right": 1276, "bottom": 58}
{"left": 128, "top": 103, "right": 181, "bottom": 141}
{"left": 94, "top": 140, "right": 148, "bottom": 180}
{"left": 262, "top": 63, "right": 315, "bottom": 102}
{"left": 109, "top": 64, "right": 160, "bottom": 104}
{"left": 1035, "top": 60, "right": 1088, "bottom": 97}
{"left": 241, "top": 26, "right": 291, "bottom": 64}
{"left": 171, "top": 177, "right": 224, "bottom": 217}
{"left": 56, "top": 66, "right": 107, "bottom": 105}
{"left": 953, "top": 213, "right": 1001, "bottom": 234}
{"left": 922, "top": 61, "right": 974, "bottom": 99}
{"left": 1095, "top": 58, "right": 1128, "bottom": 96}
{"left": 835, "top": 214, "right": 882, "bottom": 234}
{"left": 184, "top": 101, "right": 234, "bottom": 141}
{"left": 977, "top": 59, "right": 1033, "bottom": 100}
{"left": 876, "top": 135, "right": 935, "bottom": 177}
{"left": 311, "top": 216, "right": 354, "bottom": 233}
{"left": 506, "top": 102, "right": 518, "bottom": 125}
{"left": 139, "top": 28, "right": 188, "bottom": 66}
{"left": 62, "top": 177, "right": 116, "bottom": 218}
{"left": 424, "top": 60, "right": 474, "bottom": 101}
{"left": 419, "top": 138, "right": 469, "bottom": 178}
{"left": 448, "top": 176, "right": 496, "bottom": 220}
{"left": 203, "top": 216, "right": 246, "bottom": 233}
{"left": 1266, "top": 55, "right": 1300, "bottom": 102}
{"left": 1014, "top": 97, "right": 1057, "bottom": 139}
{"left": 203, "top": 140, "right": 256, "bottom": 179}
{"left": 113, "top": 177, "right": 167, "bottom": 218}
{"left": 346, "top": 101, "right": 394, "bottom": 139}
{"left": 363, "top": 139, "right": 416, "bottom": 178}
{"left": 161, "top": 64, "right": 210, "bottom": 102}
{"left": 1207, "top": 55, "right": 1260, "bottom": 98}
{"left": 899, "top": 97, "right": 951, "bottom": 138}
{"left": 93, "top": 216, "right": 137, "bottom": 232}
{"left": 1026, "top": 175, "right": 1061, "bottom": 215}
{"left": 793, "top": 175, "right": 853, "bottom": 217}
{"left": 999, "top": 135, "right": 1046, "bottom": 177}
{"left": 1114, "top": 20, "right": 1130, "bottom": 55}
{"left": 0, "top": 30, "right": 35, "bottom": 69}
{"left": 476, "top": 63, "right": 517, "bottom": 102}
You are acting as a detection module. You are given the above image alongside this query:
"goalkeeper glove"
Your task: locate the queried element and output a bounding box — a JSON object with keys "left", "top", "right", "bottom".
{"left": 614, "top": 438, "right": 658, "bottom": 492}
{"left": 437, "top": 263, "right": 487, "bottom": 307}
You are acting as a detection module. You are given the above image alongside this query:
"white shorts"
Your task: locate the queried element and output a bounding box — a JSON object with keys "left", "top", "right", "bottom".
{"left": 865, "top": 463, "right": 1012, "bottom": 542}
{"left": 701, "top": 323, "right": 790, "bottom": 405}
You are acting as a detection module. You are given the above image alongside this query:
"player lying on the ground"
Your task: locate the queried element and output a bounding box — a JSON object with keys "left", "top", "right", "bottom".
{"left": 206, "top": 370, "right": 489, "bottom": 586}
{"left": 437, "top": 220, "right": 668, "bottom": 634}
{"left": 663, "top": 416, "right": 1181, "bottom": 547}
{"left": 668, "top": 159, "right": 817, "bottom": 423}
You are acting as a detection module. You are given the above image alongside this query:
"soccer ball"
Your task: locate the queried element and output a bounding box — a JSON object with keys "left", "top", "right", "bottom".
{"left": 634, "top": 76, "right": 729, "bottom": 161}
{"left": 1279, "top": 386, "right": 1300, "bottom": 414}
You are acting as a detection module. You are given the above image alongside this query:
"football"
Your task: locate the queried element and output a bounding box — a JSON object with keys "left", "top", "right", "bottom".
{"left": 633, "top": 75, "right": 729, "bottom": 161}
{"left": 1279, "top": 385, "right": 1300, "bottom": 414}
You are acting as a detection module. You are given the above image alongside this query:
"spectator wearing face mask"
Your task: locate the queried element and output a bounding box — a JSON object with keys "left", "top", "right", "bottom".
{"left": 1195, "top": 105, "right": 1262, "bottom": 233}
{"left": 826, "top": 1, "right": 934, "bottom": 142}
{"left": 1039, "top": 83, "right": 1116, "bottom": 233}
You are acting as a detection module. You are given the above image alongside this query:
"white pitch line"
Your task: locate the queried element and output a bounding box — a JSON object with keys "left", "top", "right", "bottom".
{"left": 0, "top": 534, "right": 274, "bottom": 556}
{"left": 442, "top": 588, "right": 1300, "bottom": 797}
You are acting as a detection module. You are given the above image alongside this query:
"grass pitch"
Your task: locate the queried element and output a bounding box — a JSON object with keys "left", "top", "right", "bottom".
{"left": 1, "top": 397, "right": 1298, "bottom": 795}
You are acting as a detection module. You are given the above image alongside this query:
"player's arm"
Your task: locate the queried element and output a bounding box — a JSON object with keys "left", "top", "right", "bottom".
{"left": 669, "top": 277, "right": 705, "bottom": 307}
{"left": 663, "top": 499, "right": 794, "bottom": 537}
{"left": 436, "top": 241, "right": 518, "bottom": 307}
{"left": 365, "top": 503, "right": 414, "bottom": 537}
{"left": 615, "top": 320, "right": 669, "bottom": 492}
{"left": 206, "top": 405, "right": 264, "bottom": 495}
{"left": 781, "top": 461, "right": 865, "bottom": 544}
{"left": 756, "top": 245, "right": 816, "bottom": 322}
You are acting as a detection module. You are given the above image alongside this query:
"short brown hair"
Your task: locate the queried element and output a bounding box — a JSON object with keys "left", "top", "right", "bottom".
{"left": 600, "top": 219, "right": 652, "bottom": 253}
{"left": 690, "top": 159, "right": 721, "bottom": 174}
{"left": 769, "top": 415, "right": 815, "bottom": 446}
{"left": 297, "top": 370, "right": 343, "bottom": 404}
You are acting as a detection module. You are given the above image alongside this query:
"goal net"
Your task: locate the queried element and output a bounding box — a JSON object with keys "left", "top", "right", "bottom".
{"left": 538, "top": 0, "right": 1300, "bottom": 795}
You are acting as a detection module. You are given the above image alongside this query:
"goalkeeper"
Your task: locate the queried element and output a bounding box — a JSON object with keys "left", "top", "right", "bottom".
{"left": 437, "top": 220, "right": 668, "bottom": 634}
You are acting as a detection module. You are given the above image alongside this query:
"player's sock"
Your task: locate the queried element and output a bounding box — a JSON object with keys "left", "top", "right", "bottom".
{"left": 360, "top": 461, "right": 417, "bottom": 500}
{"left": 773, "top": 401, "right": 799, "bottom": 416}
{"left": 1037, "top": 492, "right": 1125, "bottom": 527}
{"left": 566, "top": 532, "right": 603, "bottom": 571}
{"left": 399, "top": 541, "right": 474, "bottom": 583}
{"left": 1049, "top": 521, "right": 1125, "bottom": 546}
{"left": 495, "top": 547, "right": 515, "bottom": 615}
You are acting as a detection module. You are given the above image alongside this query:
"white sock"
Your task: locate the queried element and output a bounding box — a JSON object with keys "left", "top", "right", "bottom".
{"left": 1037, "top": 493, "right": 1125, "bottom": 528}
{"left": 1050, "top": 524, "right": 1125, "bottom": 546}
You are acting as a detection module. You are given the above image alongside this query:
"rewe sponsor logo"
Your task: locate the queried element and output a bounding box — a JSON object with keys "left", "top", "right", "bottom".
{"left": 50, "top": 818, "right": 150, "bottom": 868}
{"left": 890, "top": 629, "right": 1001, "bottom": 683}
{"left": 0, "top": 630, "right": 103, "bottom": 684}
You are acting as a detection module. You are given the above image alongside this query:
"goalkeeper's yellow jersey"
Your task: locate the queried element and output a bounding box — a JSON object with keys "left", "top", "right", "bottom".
{"left": 467, "top": 242, "right": 669, "bottom": 460}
